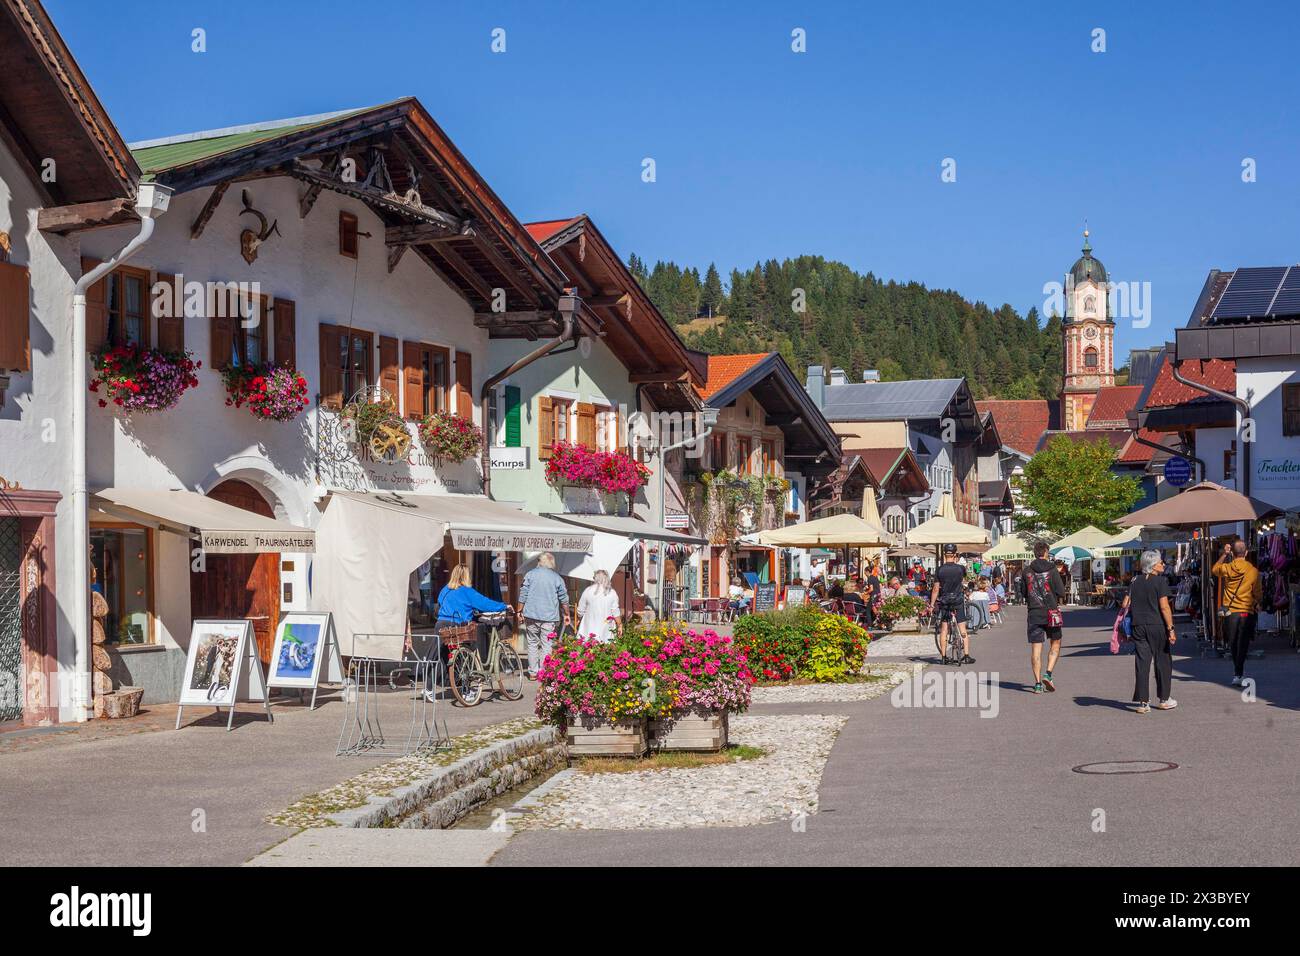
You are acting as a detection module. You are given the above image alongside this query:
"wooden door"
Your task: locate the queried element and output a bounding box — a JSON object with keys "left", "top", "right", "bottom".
{"left": 190, "top": 480, "right": 280, "bottom": 663}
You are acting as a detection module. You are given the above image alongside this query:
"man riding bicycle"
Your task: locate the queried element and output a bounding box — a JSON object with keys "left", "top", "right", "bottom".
{"left": 930, "top": 543, "right": 974, "bottom": 665}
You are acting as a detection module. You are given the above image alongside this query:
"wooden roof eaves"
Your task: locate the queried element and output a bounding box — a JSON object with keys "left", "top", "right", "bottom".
{"left": 3, "top": 0, "right": 139, "bottom": 199}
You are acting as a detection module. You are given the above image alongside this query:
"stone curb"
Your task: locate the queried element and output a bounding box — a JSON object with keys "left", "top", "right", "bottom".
{"left": 327, "top": 726, "right": 566, "bottom": 830}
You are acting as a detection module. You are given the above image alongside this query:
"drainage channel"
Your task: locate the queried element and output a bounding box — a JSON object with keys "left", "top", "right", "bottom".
{"left": 449, "top": 763, "right": 567, "bottom": 829}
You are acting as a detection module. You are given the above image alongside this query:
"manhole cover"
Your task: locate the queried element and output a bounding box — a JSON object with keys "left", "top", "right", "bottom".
{"left": 1072, "top": 760, "right": 1178, "bottom": 775}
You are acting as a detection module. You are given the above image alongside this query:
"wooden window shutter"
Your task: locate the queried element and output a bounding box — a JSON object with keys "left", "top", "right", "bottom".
{"left": 272, "top": 298, "right": 296, "bottom": 369}
{"left": 576, "top": 402, "right": 597, "bottom": 448}
{"left": 454, "top": 350, "right": 473, "bottom": 419}
{"left": 81, "top": 257, "right": 108, "bottom": 351}
{"left": 154, "top": 273, "right": 184, "bottom": 353}
{"left": 403, "top": 341, "right": 424, "bottom": 420}
{"left": 504, "top": 385, "right": 521, "bottom": 448}
{"left": 209, "top": 283, "right": 236, "bottom": 370}
{"left": 339, "top": 212, "right": 358, "bottom": 258}
{"left": 0, "top": 261, "right": 31, "bottom": 371}
{"left": 318, "top": 323, "right": 344, "bottom": 408}
{"left": 378, "top": 336, "right": 400, "bottom": 403}
{"left": 538, "top": 395, "right": 554, "bottom": 460}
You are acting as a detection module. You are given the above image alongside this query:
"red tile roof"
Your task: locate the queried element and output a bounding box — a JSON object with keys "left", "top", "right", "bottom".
{"left": 852, "top": 447, "right": 909, "bottom": 485}
{"left": 1085, "top": 385, "right": 1143, "bottom": 429}
{"left": 696, "top": 353, "right": 772, "bottom": 399}
{"left": 975, "top": 400, "right": 1052, "bottom": 455}
{"left": 524, "top": 217, "right": 580, "bottom": 243}
{"left": 1144, "top": 355, "right": 1236, "bottom": 409}
{"left": 1117, "top": 428, "right": 1175, "bottom": 465}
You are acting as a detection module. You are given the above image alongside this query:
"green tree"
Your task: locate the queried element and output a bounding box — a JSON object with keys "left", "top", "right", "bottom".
{"left": 701, "top": 263, "right": 724, "bottom": 317}
{"left": 1014, "top": 435, "right": 1142, "bottom": 535}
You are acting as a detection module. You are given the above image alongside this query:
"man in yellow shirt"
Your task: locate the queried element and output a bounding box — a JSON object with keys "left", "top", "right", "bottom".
{"left": 1212, "top": 540, "right": 1262, "bottom": 686}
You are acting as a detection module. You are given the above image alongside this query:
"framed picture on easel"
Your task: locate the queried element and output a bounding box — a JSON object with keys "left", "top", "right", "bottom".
{"left": 177, "top": 619, "right": 272, "bottom": 730}
{"left": 267, "top": 612, "right": 341, "bottom": 708}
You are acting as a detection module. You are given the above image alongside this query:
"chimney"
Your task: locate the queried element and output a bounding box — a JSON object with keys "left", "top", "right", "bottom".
{"left": 828, "top": 367, "right": 847, "bottom": 386}
{"left": 862, "top": 369, "right": 880, "bottom": 383}
{"left": 805, "top": 365, "right": 825, "bottom": 409}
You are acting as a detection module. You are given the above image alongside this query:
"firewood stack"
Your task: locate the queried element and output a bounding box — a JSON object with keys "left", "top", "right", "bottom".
{"left": 90, "top": 588, "right": 143, "bottom": 719}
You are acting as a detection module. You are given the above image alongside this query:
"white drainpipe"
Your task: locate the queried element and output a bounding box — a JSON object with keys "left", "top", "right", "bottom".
{"left": 69, "top": 182, "right": 172, "bottom": 720}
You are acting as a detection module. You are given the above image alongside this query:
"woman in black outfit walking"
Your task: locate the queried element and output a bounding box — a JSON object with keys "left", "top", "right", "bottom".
{"left": 1122, "top": 550, "right": 1179, "bottom": 714}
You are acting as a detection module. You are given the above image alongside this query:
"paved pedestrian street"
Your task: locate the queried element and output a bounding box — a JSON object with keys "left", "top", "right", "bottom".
{"left": 3, "top": 606, "right": 1293, "bottom": 868}
{"left": 490, "top": 606, "right": 1299, "bottom": 867}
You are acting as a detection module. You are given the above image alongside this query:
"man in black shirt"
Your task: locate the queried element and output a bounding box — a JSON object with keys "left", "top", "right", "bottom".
{"left": 930, "top": 544, "right": 973, "bottom": 664}
{"left": 1018, "top": 540, "right": 1067, "bottom": 694}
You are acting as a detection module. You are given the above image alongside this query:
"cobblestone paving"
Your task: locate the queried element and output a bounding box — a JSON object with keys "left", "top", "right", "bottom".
{"left": 513, "top": 713, "right": 848, "bottom": 831}
{"left": 750, "top": 664, "right": 914, "bottom": 704}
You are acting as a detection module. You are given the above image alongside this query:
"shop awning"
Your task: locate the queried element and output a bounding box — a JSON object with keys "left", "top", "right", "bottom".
{"left": 544, "top": 512, "right": 708, "bottom": 546}
{"left": 313, "top": 492, "right": 594, "bottom": 659}
{"left": 337, "top": 491, "right": 595, "bottom": 552}
{"left": 90, "top": 487, "right": 315, "bottom": 553}
{"left": 516, "top": 532, "right": 636, "bottom": 582}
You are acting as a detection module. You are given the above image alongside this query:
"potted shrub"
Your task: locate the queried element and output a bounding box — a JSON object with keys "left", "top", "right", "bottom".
{"left": 636, "top": 623, "right": 753, "bottom": 752}
{"left": 417, "top": 409, "right": 483, "bottom": 463}
{"left": 534, "top": 635, "right": 676, "bottom": 756}
{"left": 89, "top": 344, "right": 200, "bottom": 414}
{"left": 732, "top": 606, "right": 869, "bottom": 683}
{"left": 874, "top": 593, "right": 928, "bottom": 632}
{"left": 220, "top": 363, "right": 309, "bottom": 421}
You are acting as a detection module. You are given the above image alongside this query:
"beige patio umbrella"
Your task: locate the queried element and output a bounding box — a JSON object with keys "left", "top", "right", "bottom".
{"left": 984, "top": 531, "right": 1057, "bottom": 561}
{"left": 1116, "top": 481, "right": 1283, "bottom": 527}
{"left": 937, "top": 491, "right": 957, "bottom": 520}
{"left": 906, "top": 493, "right": 990, "bottom": 547}
{"left": 859, "top": 485, "right": 889, "bottom": 574}
{"left": 756, "top": 512, "right": 894, "bottom": 548}
{"left": 1051, "top": 524, "right": 1112, "bottom": 551}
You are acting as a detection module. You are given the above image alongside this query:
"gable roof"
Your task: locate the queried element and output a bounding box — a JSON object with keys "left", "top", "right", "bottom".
{"left": 1144, "top": 354, "right": 1235, "bottom": 409}
{"left": 974, "top": 399, "right": 1052, "bottom": 456}
{"left": 524, "top": 214, "right": 703, "bottom": 405}
{"left": 822, "top": 378, "right": 969, "bottom": 422}
{"left": 847, "top": 446, "right": 930, "bottom": 497}
{"left": 1117, "top": 428, "right": 1177, "bottom": 466}
{"left": 1085, "top": 385, "right": 1143, "bottom": 429}
{"left": 694, "top": 351, "right": 841, "bottom": 468}
{"left": 1, "top": 0, "right": 138, "bottom": 205}
{"left": 125, "top": 97, "right": 569, "bottom": 325}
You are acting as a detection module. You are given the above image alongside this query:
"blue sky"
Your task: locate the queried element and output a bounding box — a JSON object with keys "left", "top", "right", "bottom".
{"left": 48, "top": 0, "right": 1300, "bottom": 360}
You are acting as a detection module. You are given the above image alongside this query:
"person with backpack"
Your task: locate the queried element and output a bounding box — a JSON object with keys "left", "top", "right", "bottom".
{"left": 1018, "top": 539, "right": 1067, "bottom": 694}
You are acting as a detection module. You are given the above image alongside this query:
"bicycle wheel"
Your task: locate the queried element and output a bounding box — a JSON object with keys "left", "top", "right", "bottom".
{"left": 494, "top": 642, "right": 525, "bottom": 700}
{"left": 448, "top": 646, "right": 484, "bottom": 706}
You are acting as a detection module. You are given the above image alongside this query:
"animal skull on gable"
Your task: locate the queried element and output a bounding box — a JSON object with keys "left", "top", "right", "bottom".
{"left": 239, "top": 190, "right": 280, "bottom": 264}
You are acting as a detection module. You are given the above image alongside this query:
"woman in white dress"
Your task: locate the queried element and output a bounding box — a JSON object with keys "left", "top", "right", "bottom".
{"left": 577, "top": 570, "right": 622, "bottom": 643}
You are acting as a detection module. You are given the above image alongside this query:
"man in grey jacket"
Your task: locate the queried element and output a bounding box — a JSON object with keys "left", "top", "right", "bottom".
{"left": 517, "top": 552, "right": 571, "bottom": 678}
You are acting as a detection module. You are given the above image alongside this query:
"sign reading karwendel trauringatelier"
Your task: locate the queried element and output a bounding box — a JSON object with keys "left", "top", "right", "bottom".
{"left": 201, "top": 531, "right": 317, "bottom": 554}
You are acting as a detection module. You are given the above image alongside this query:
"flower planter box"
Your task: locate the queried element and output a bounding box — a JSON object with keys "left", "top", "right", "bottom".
{"left": 565, "top": 717, "right": 647, "bottom": 757}
{"left": 888, "top": 618, "right": 924, "bottom": 633}
{"left": 648, "top": 711, "right": 729, "bottom": 752}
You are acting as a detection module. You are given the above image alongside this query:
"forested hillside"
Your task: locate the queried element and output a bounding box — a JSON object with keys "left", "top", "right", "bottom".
{"left": 627, "top": 254, "right": 1062, "bottom": 400}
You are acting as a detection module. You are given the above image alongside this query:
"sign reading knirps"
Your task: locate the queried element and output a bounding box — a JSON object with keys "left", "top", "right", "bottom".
{"left": 450, "top": 529, "right": 593, "bottom": 553}
{"left": 201, "top": 530, "right": 317, "bottom": 554}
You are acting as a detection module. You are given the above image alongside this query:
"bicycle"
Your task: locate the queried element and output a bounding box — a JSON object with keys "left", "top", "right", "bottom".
{"left": 446, "top": 611, "right": 524, "bottom": 707}
{"left": 932, "top": 600, "right": 967, "bottom": 666}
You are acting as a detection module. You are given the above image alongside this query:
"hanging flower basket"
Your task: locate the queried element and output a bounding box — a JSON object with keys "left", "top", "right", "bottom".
{"left": 341, "top": 390, "right": 411, "bottom": 462}
{"left": 220, "top": 363, "right": 309, "bottom": 422}
{"left": 417, "top": 410, "right": 484, "bottom": 463}
{"left": 544, "top": 441, "right": 651, "bottom": 496}
{"left": 89, "top": 345, "right": 200, "bottom": 414}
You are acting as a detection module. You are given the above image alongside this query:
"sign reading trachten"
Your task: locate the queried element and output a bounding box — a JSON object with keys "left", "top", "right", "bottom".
{"left": 450, "top": 529, "right": 593, "bottom": 553}
{"left": 201, "top": 531, "right": 317, "bottom": 554}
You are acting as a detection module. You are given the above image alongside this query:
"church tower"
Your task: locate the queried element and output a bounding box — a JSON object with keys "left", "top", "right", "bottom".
{"left": 1060, "top": 227, "right": 1115, "bottom": 431}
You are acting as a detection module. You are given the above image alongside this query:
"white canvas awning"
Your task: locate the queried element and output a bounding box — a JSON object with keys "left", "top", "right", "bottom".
{"left": 91, "top": 487, "right": 315, "bottom": 553}
{"left": 312, "top": 491, "right": 594, "bottom": 660}
{"left": 516, "top": 531, "right": 636, "bottom": 582}
{"left": 544, "top": 512, "right": 708, "bottom": 546}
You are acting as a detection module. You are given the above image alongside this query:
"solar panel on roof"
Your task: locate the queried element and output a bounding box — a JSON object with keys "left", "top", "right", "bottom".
{"left": 1267, "top": 266, "right": 1300, "bottom": 317}
{"left": 1211, "top": 266, "right": 1291, "bottom": 320}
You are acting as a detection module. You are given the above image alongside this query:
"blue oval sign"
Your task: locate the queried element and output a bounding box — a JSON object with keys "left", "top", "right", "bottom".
{"left": 1164, "top": 456, "right": 1192, "bottom": 487}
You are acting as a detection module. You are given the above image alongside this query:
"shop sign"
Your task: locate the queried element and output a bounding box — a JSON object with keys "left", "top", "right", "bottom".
{"left": 664, "top": 511, "right": 689, "bottom": 529}
{"left": 490, "top": 447, "right": 529, "bottom": 470}
{"left": 1255, "top": 456, "right": 1300, "bottom": 488}
{"left": 450, "top": 529, "right": 593, "bottom": 553}
{"left": 201, "top": 530, "right": 316, "bottom": 554}
{"left": 1162, "top": 456, "right": 1191, "bottom": 488}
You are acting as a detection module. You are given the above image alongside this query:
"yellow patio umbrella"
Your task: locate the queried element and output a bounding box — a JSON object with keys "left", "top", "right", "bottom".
{"left": 859, "top": 485, "right": 888, "bottom": 574}
{"left": 984, "top": 531, "right": 1057, "bottom": 562}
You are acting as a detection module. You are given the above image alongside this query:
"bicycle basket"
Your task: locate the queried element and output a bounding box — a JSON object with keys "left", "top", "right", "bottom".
{"left": 440, "top": 622, "right": 477, "bottom": 645}
{"left": 476, "top": 611, "right": 510, "bottom": 627}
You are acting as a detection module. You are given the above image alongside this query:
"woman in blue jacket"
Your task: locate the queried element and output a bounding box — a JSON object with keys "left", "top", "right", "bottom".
{"left": 437, "top": 564, "right": 508, "bottom": 624}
